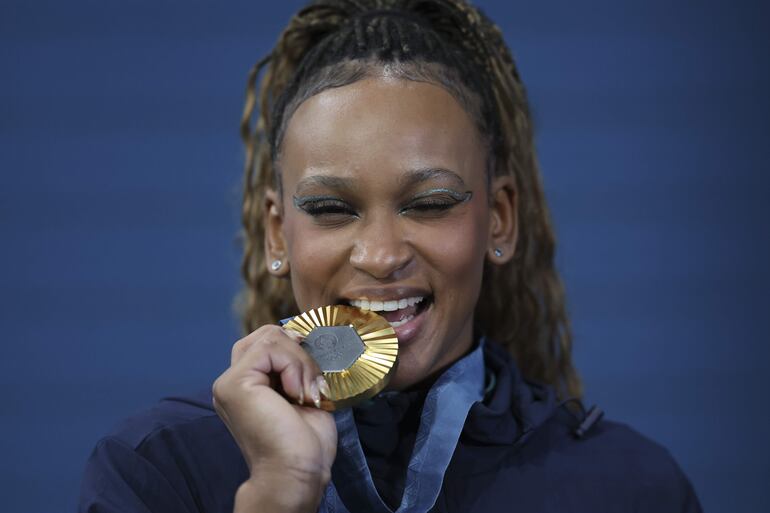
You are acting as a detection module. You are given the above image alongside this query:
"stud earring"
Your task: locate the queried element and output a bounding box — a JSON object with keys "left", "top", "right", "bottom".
{"left": 493, "top": 248, "right": 504, "bottom": 258}
{"left": 271, "top": 260, "right": 282, "bottom": 271}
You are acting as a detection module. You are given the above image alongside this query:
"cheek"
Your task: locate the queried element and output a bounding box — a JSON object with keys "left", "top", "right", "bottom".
{"left": 284, "top": 218, "right": 348, "bottom": 309}
{"left": 417, "top": 210, "right": 488, "bottom": 297}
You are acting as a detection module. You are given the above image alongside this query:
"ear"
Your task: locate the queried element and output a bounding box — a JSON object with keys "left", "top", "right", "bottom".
{"left": 487, "top": 174, "right": 517, "bottom": 264}
{"left": 264, "top": 188, "right": 290, "bottom": 276}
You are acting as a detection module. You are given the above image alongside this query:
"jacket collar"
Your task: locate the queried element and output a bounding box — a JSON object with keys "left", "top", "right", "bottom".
{"left": 462, "top": 340, "right": 559, "bottom": 446}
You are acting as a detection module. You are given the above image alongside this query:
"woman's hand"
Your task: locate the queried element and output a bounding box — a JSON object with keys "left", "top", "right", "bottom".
{"left": 212, "top": 325, "right": 337, "bottom": 512}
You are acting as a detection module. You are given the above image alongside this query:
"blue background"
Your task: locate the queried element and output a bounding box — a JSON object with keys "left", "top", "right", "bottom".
{"left": 1, "top": 1, "right": 768, "bottom": 511}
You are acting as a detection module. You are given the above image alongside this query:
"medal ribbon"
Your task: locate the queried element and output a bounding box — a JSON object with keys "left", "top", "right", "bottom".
{"left": 320, "top": 339, "right": 486, "bottom": 513}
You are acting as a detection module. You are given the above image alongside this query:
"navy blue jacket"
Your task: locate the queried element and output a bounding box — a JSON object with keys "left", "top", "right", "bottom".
{"left": 79, "top": 342, "right": 701, "bottom": 512}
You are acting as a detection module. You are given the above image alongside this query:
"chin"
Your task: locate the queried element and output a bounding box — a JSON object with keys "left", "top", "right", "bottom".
{"left": 385, "top": 349, "right": 439, "bottom": 392}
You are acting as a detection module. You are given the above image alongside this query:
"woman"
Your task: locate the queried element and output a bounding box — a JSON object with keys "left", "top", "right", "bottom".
{"left": 79, "top": 1, "right": 701, "bottom": 511}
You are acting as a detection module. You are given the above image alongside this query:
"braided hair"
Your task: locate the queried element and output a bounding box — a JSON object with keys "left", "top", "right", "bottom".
{"left": 239, "top": 0, "right": 582, "bottom": 399}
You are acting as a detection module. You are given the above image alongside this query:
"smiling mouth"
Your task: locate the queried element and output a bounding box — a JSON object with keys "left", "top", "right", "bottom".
{"left": 348, "top": 296, "right": 433, "bottom": 327}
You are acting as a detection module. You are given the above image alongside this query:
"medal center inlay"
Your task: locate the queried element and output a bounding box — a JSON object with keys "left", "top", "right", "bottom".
{"left": 300, "top": 326, "right": 365, "bottom": 372}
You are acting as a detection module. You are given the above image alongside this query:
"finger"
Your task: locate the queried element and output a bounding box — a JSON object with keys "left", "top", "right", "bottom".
{"left": 234, "top": 332, "right": 322, "bottom": 406}
{"left": 231, "top": 325, "right": 297, "bottom": 366}
{"left": 280, "top": 328, "right": 320, "bottom": 406}
{"left": 273, "top": 355, "right": 305, "bottom": 405}
{"left": 276, "top": 328, "right": 323, "bottom": 408}
{"left": 263, "top": 349, "right": 321, "bottom": 407}
{"left": 282, "top": 327, "right": 304, "bottom": 343}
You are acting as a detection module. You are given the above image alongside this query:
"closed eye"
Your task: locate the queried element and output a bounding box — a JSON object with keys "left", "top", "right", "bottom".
{"left": 400, "top": 189, "right": 472, "bottom": 216}
{"left": 293, "top": 195, "right": 358, "bottom": 224}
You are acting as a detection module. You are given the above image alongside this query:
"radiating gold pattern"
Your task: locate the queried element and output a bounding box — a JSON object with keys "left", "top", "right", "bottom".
{"left": 284, "top": 305, "right": 399, "bottom": 411}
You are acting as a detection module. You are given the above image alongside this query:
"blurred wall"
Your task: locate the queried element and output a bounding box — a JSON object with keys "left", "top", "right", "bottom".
{"left": 1, "top": 0, "right": 768, "bottom": 511}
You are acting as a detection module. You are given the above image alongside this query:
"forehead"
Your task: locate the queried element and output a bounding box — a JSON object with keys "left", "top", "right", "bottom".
{"left": 279, "top": 77, "right": 487, "bottom": 191}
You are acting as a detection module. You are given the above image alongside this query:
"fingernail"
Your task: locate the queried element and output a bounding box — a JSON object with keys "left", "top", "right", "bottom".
{"left": 297, "top": 388, "right": 304, "bottom": 406}
{"left": 283, "top": 328, "right": 303, "bottom": 341}
{"left": 316, "top": 375, "right": 331, "bottom": 399}
{"left": 309, "top": 380, "right": 321, "bottom": 409}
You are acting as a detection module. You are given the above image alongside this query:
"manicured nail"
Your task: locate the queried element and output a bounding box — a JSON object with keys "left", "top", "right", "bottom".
{"left": 309, "top": 380, "right": 321, "bottom": 409}
{"left": 283, "top": 328, "right": 303, "bottom": 342}
{"left": 316, "top": 375, "right": 331, "bottom": 399}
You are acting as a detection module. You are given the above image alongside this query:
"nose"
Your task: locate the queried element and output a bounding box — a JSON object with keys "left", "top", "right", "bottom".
{"left": 349, "top": 215, "right": 413, "bottom": 280}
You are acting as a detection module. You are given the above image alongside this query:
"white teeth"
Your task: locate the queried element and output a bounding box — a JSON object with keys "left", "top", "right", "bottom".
{"left": 383, "top": 300, "right": 399, "bottom": 311}
{"left": 407, "top": 297, "right": 424, "bottom": 307}
{"left": 389, "top": 315, "right": 414, "bottom": 328}
{"left": 349, "top": 296, "right": 424, "bottom": 312}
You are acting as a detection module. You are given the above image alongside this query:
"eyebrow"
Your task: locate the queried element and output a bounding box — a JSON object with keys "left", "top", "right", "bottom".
{"left": 398, "top": 168, "right": 467, "bottom": 188}
{"left": 294, "top": 167, "right": 466, "bottom": 195}
{"left": 295, "top": 175, "right": 355, "bottom": 195}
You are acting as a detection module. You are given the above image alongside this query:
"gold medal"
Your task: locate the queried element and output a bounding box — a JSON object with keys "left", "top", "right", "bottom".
{"left": 284, "top": 305, "right": 399, "bottom": 411}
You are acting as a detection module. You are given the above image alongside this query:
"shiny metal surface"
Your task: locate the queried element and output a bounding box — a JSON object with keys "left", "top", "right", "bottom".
{"left": 284, "top": 305, "right": 399, "bottom": 410}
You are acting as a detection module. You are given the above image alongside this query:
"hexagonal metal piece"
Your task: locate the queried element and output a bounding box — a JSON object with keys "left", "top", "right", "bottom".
{"left": 300, "top": 325, "right": 365, "bottom": 373}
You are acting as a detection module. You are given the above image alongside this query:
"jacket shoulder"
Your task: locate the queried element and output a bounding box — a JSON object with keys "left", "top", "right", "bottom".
{"left": 80, "top": 389, "right": 245, "bottom": 513}
{"left": 581, "top": 419, "right": 690, "bottom": 481}
{"left": 105, "top": 389, "right": 219, "bottom": 449}
{"left": 538, "top": 416, "right": 702, "bottom": 512}
{"left": 459, "top": 342, "right": 701, "bottom": 511}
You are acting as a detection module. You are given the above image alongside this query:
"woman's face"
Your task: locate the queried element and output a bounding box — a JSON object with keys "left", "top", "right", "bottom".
{"left": 266, "top": 76, "right": 515, "bottom": 390}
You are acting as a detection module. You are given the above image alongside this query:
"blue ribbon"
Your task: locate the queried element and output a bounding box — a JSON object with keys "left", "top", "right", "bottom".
{"left": 320, "top": 340, "right": 486, "bottom": 513}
